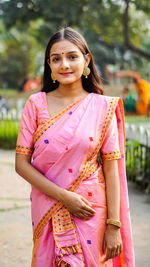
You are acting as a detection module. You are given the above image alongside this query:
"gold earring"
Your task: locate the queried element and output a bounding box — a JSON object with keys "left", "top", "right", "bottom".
{"left": 51, "top": 73, "right": 56, "bottom": 83}
{"left": 83, "top": 66, "right": 90, "bottom": 78}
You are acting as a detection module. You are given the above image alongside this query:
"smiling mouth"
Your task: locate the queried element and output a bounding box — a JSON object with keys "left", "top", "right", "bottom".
{"left": 60, "top": 72, "right": 73, "bottom": 76}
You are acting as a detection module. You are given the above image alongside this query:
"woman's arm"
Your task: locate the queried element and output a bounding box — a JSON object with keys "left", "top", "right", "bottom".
{"left": 15, "top": 153, "right": 95, "bottom": 219}
{"left": 103, "top": 159, "right": 120, "bottom": 220}
{"left": 102, "top": 159, "right": 122, "bottom": 260}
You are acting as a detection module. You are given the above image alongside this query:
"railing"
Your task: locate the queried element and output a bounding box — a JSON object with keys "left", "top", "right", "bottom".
{"left": 125, "top": 123, "right": 150, "bottom": 192}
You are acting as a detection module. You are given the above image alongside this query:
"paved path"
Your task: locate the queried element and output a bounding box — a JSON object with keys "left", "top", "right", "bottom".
{"left": 0, "top": 150, "right": 150, "bottom": 267}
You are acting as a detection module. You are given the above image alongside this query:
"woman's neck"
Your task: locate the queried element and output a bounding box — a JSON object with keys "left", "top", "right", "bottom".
{"left": 57, "top": 81, "right": 88, "bottom": 98}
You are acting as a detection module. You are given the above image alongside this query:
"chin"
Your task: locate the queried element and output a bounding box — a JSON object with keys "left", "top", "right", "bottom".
{"left": 58, "top": 79, "right": 77, "bottom": 85}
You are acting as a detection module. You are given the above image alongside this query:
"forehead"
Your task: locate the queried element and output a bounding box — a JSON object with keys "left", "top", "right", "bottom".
{"left": 50, "top": 40, "right": 82, "bottom": 55}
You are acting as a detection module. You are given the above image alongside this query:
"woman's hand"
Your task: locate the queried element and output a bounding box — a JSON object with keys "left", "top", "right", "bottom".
{"left": 62, "top": 191, "right": 96, "bottom": 219}
{"left": 102, "top": 225, "right": 122, "bottom": 260}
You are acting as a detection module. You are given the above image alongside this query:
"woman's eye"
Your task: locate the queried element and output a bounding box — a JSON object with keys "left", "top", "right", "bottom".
{"left": 52, "top": 57, "right": 59, "bottom": 62}
{"left": 69, "top": 55, "right": 77, "bottom": 60}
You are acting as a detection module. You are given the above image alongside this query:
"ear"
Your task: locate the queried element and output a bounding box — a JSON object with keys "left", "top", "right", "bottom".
{"left": 85, "top": 53, "right": 91, "bottom": 66}
{"left": 47, "top": 58, "right": 50, "bottom": 66}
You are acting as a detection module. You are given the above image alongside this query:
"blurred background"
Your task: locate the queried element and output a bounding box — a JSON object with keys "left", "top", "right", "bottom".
{"left": 0, "top": 0, "right": 150, "bottom": 266}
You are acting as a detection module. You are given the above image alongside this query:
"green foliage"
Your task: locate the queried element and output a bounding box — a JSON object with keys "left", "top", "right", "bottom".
{"left": 126, "top": 140, "right": 150, "bottom": 193}
{"left": 0, "top": 120, "right": 19, "bottom": 149}
{"left": 0, "top": 20, "right": 43, "bottom": 88}
{"left": 0, "top": 0, "right": 150, "bottom": 85}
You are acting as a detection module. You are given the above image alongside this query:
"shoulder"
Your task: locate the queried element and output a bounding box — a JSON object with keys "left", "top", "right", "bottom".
{"left": 28, "top": 91, "right": 45, "bottom": 102}
{"left": 26, "top": 92, "right": 45, "bottom": 109}
{"left": 92, "top": 93, "right": 120, "bottom": 108}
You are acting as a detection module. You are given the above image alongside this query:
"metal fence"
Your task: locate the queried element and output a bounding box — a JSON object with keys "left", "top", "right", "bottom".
{"left": 125, "top": 124, "right": 150, "bottom": 192}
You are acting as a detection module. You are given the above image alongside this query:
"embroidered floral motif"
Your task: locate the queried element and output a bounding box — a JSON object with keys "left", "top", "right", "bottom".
{"left": 87, "top": 240, "right": 92, "bottom": 244}
{"left": 44, "top": 139, "right": 49, "bottom": 144}
{"left": 16, "top": 145, "right": 33, "bottom": 155}
{"left": 89, "top": 137, "right": 93, "bottom": 141}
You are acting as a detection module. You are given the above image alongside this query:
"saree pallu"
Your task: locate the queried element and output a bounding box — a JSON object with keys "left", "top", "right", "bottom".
{"left": 16, "top": 92, "right": 135, "bottom": 267}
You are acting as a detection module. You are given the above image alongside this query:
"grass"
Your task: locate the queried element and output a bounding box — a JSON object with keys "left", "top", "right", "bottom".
{"left": 0, "top": 88, "right": 39, "bottom": 100}
{"left": 125, "top": 115, "right": 150, "bottom": 123}
{"left": 0, "top": 88, "right": 19, "bottom": 98}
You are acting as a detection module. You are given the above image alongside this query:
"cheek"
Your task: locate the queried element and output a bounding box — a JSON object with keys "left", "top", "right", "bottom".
{"left": 73, "top": 60, "right": 85, "bottom": 72}
{"left": 50, "top": 62, "right": 60, "bottom": 72}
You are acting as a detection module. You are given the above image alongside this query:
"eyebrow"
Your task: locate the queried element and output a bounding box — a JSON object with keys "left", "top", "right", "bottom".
{"left": 50, "top": 51, "right": 79, "bottom": 57}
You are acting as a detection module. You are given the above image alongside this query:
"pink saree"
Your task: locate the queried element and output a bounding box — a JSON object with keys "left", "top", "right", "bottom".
{"left": 16, "top": 92, "right": 134, "bottom": 267}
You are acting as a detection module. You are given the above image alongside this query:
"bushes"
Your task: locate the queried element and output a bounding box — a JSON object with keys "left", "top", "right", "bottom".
{"left": 0, "top": 120, "right": 19, "bottom": 149}
{"left": 126, "top": 140, "right": 150, "bottom": 193}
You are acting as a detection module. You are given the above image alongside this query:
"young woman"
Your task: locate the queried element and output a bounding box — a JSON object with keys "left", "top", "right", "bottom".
{"left": 15, "top": 27, "right": 134, "bottom": 267}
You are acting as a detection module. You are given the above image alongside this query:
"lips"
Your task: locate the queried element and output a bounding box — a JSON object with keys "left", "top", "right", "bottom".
{"left": 60, "top": 72, "right": 73, "bottom": 76}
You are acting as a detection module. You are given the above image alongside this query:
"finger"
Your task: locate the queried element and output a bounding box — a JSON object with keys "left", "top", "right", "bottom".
{"left": 81, "top": 202, "right": 96, "bottom": 214}
{"left": 115, "top": 244, "right": 121, "bottom": 258}
{"left": 113, "top": 248, "right": 117, "bottom": 258}
{"left": 81, "top": 197, "right": 92, "bottom": 207}
{"left": 75, "top": 213, "right": 85, "bottom": 219}
{"left": 111, "top": 249, "right": 116, "bottom": 259}
{"left": 82, "top": 210, "right": 95, "bottom": 217}
{"left": 75, "top": 212, "right": 90, "bottom": 220}
{"left": 115, "top": 244, "right": 122, "bottom": 257}
{"left": 106, "top": 248, "right": 111, "bottom": 260}
{"left": 102, "top": 237, "right": 106, "bottom": 253}
{"left": 120, "top": 243, "right": 123, "bottom": 252}
{"left": 76, "top": 210, "right": 94, "bottom": 220}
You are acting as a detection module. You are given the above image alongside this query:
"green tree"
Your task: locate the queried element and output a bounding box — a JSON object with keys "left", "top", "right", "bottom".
{"left": 1, "top": 0, "right": 150, "bottom": 84}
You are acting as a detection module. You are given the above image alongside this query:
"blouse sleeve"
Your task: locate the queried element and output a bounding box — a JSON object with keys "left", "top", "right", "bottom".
{"left": 100, "top": 113, "right": 121, "bottom": 161}
{"left": 16, "top": 96, "right": 37, "bottom": 156}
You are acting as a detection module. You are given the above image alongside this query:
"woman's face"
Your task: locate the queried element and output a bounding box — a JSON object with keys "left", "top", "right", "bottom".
{"left": 48, "top": 40, "right": 90, "bottom": 85}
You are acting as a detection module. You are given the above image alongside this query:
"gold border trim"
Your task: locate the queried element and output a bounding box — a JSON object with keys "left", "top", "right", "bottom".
{"left": 16, "top": 145, "right": 33, "bottom": 155}
{"left": 101, "top": 150, "right": 121, "bottom": 160}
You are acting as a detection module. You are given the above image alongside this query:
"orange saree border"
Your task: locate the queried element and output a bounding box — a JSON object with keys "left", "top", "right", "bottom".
{"left": 16, "top": 145, "right": 33, "bottom": 155}
{"left": 101, "top": 150, "right": 121, "bottom": 160}
{"left": 33, "top": 97, "right": 119, "bottom": 242}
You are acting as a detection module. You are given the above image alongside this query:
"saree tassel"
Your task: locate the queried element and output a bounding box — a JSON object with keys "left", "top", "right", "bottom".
{"left": 55, "top": 244, "right": 82, "bottom": 260}
{"left": 67, "top": 247, "right": 73, "bottom": 254}
{"left": 72, "top": 245, "right": 76, "bottom": 253}
{"left": 62, "top": 248, "right": 66, "bottom": 254}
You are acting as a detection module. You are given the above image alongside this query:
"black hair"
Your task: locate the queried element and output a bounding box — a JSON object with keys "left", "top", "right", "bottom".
{"left": 41, "top": 27, "right": 103, "bottom": 95}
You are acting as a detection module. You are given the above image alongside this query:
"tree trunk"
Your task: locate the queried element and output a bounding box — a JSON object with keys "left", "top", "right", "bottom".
{"left": 123, "top": 0, "right": 150, "bottom": 60}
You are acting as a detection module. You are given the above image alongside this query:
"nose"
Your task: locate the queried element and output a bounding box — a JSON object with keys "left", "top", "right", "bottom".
{"left": 61, "top": 57, "right": 69, "bottom": 69}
